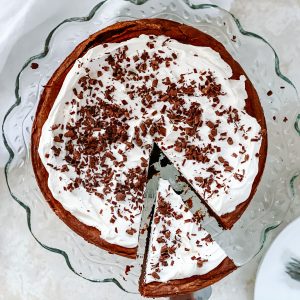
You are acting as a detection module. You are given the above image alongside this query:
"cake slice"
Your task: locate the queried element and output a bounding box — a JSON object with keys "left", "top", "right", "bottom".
{"left": 139, "top": 179, "right": 236, "bottom": 297}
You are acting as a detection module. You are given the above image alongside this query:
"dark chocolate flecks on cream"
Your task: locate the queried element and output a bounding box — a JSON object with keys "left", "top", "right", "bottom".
{"left": 145, "top": 179, "right": 226, "bottom": 283}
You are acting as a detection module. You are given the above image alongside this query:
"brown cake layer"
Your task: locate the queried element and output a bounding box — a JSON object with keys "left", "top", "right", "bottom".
{"left": 31, "top": 19, "right": 267, "bottom": 261}
{"left": 140, "top": 256, "right": 236, "bottom": 297}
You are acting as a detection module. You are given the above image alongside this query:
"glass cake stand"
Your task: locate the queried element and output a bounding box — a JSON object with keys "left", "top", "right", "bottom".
{"left": 2, "top": 0, "right": 300, "bottom": 296}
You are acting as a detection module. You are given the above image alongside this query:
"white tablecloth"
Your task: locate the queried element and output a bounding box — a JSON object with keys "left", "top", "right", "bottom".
{"left": 0, "top": 0, "right": 299, "bottom": 299}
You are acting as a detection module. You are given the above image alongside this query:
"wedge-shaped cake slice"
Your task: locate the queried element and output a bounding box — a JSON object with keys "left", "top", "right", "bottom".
{"left": 139, "top": 179, "right": 236, "bottom": 297}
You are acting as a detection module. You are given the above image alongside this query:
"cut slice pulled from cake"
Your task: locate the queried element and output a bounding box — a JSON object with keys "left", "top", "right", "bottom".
{"left": 139, "top": 179, "right": 236, "bottom": 297}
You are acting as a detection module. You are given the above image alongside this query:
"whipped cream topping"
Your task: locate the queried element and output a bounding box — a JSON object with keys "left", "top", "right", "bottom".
{"left": 145, "top": 179, "right": 227, "bottom": 283}
{"left": 39, "top": 34, "right": 262, "bottom": 249}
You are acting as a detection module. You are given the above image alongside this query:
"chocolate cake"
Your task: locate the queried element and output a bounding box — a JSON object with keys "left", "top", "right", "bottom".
{"left": 31, "top": 18, "right": 267, "bottom": 290}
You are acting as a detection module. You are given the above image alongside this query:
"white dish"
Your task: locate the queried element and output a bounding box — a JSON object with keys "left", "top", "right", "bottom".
{"left": 255, "top": 217, "right": 300, "bottom": 300}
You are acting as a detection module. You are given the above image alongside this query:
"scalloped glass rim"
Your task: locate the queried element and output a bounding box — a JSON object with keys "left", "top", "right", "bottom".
{"left": 2, "top": 0, "right": 300, "bottom": 293}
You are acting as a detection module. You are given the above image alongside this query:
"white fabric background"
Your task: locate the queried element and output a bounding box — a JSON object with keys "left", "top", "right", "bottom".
{"left": 0, "top": 0, "right": 300, "bottom": 299}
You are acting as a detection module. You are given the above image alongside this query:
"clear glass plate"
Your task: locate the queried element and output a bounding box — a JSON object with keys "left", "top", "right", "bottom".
{"left": 3, "top": 0, "right": 300, "bottom": 295}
